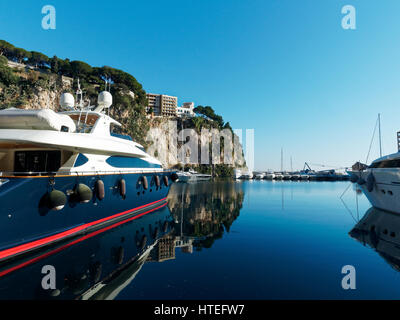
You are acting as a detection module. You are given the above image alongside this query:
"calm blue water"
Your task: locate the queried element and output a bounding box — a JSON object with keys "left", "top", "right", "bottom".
{"left": 1, "top": 180, "right": 400, "bottom": 300}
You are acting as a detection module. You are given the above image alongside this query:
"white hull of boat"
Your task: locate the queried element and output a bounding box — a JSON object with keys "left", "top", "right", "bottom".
{"left": 358, "top": 168, "right": 400, "bottom": 214}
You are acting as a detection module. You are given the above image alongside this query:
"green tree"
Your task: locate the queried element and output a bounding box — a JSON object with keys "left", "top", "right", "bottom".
{"left": 50, "top": 55, "right": 59, "bottom": 74}
{"left": 70, "top": 60, "right": 92, "bottom": 77}
{"left": 28, "top": 51, "right": 49, "bottom": 68}
{"left": 0, "top": 56, "right": 8, "bottom": 66}
{"left": 12, "top": 48, "right": 31, "bottom": 63}
{"left": 0, "top": 40, "right": 15, "bottom": 57}
{"left": 0, "top": 64, "right": 18, "bottom": 85}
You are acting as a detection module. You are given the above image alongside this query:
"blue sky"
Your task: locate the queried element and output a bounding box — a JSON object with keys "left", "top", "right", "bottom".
{"left": 1, "top": 0, "right": 400, "bottom": 171}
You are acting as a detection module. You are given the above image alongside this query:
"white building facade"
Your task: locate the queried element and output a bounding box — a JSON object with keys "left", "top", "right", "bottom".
{"left": 176, "top": 102, "right": 195, "bottom": 118}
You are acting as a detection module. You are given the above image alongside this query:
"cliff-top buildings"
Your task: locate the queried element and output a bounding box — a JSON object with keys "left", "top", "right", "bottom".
{"left": 146, "top": 93, "right": 195, "bottom": 118}
{"left": 176, "top": 102, "right": 195, "bottom": 118}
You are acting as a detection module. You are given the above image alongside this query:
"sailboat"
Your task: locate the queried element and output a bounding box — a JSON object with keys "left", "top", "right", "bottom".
{"left": 349, "top": 114, "right": 400, "bottom": 213}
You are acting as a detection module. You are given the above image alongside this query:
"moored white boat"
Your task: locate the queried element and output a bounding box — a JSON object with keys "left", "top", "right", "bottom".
{"left": 233, "top": 169, "right": 243, "bottom": 180}
{"left": 264, "top": 173, "right": 275, "bottom": 180}
{"left": 176, "top": 169, "right": 212, "bottom": 183}
{"left": 241, "top": 172, "right": 253, "bottom": 180}
{"left": 351, "top": 152, "right": 400, "bottom": 213}
{"left": 274, "top": 173, "right": 283, "bottom": 180}
{"left": 255, "top": 173, "right": 265, "bottom": 179}
{"left": 0, "top": 84, "right": 177, "bottom": 262}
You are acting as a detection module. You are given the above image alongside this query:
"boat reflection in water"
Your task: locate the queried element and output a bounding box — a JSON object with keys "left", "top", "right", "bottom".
{"left": 0, "top": 180, "right": 245, "bottom": 300}
{"left": 0, "top": 205, "right": 173, "bottom": 300}
{"left": 350, "top": 207, "right": 400, "bottom": 271}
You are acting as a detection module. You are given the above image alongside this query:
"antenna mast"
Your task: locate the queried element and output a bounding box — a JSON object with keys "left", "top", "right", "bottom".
{"left": 76, "top": 79, "right": 84, "bottom": 109}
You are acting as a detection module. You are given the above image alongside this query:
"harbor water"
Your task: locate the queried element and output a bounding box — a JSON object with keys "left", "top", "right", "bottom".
{"left": 1, "top": 180, "right": 400, "bottom": 299}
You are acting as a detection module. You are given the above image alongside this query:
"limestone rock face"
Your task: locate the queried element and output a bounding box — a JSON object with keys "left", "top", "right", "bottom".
{"left": 145, "top": 118, "right": 248, "bottom": 171}
{"left": 27, "top": 89, "right": 60, "bottom": 110}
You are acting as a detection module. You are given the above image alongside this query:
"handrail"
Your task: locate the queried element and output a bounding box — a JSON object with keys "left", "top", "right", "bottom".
{"left": 0, "top": 168, "right": 175, "bottom": 178}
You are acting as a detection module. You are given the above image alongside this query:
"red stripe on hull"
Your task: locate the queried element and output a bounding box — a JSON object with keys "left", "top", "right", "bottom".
{"left": 0, "top": 198, "right": 167, "bottom": 262}
{"left": 0, "top": 202, "right": 168, "bottom": 278}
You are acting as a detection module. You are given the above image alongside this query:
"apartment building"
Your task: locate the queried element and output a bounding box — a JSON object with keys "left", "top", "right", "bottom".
{"left": 146, "top": 93, "right": 178, "bottom": 117}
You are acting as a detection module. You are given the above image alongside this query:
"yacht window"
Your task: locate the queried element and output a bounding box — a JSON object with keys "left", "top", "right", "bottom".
{"left": 369, "top": 159, "right": 400, "bottom": 168}
{"left": 106, "top": 156, "right": 161, "bottom": 169}
{"left": 14, "top": 151, "right": 61, "bottom": 175}
{"left": 68, "top": 114, "right": 99, "bottom": 133}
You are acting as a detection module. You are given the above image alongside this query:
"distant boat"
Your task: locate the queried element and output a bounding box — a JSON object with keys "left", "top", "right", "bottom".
{"left": 274, "top": 173, "right": 284, "bottom": 180}
{"left": 315, "top": 170, "right": 336, "bottom": 181}
{"left": 255, "top": 173, "right": 265, "bottom": 179}
{"left": 240, "top": 171, "right": 253, "bottom": 180}
{"left": 264, "top": 173, "right": 275, "bottom": 180}
{"left": 299, "top": 174, "right": 309, "bottom": 180}
{"left": 176, "top": 171, "right": 191, "bottom": 182}
{"left": 290, "top": 174, "right": 301, "bottom": 181}
{"left": 282, "top": 173, "right": 292, "bottom": 180}
{"left": 177, "top": 170, "right": 212, "bottom": 183}
{"left": 233, "top": 169, "right": 242, "bottom": 180}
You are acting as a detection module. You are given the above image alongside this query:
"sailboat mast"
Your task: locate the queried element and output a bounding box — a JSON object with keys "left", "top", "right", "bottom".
{"left": 378, "top": 113, "right": 382, "bottom": 158}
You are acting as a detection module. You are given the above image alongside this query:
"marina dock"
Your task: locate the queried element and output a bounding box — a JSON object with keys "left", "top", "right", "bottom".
{"left": 235, "top": 169, "right": 350, "bottom": 182}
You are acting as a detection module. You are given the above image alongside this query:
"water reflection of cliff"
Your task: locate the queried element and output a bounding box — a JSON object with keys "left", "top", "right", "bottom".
{"left": 167, "top": 181, "right": 245, "bottom": 250}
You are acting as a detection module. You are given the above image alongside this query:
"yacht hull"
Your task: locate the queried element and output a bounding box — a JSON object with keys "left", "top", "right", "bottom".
{"left": 0, "top": 171, "right": 173, "bottom": 262}
{"left": 357, "top": 169, "right": 400, "bottom": 214}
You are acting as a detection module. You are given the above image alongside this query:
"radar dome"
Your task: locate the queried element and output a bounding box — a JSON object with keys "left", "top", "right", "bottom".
{"left": 60, "top": 93, "right": 75, "bottom": 109}
{"left": 98, "top": 91, "right": 113, "bottom": 109}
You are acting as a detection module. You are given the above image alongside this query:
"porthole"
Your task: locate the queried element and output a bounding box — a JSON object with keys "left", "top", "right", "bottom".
{"left": 391, "top": 232, "right": 396, "bottom": 238}
{"left": 383, "top": 229, "right": 388, "bottom": 235}
{"left": 381, "top": 190, "right": 386, "bottom": 194}
{"left": 389, "top": 191, "right": 393, "bottom": 196}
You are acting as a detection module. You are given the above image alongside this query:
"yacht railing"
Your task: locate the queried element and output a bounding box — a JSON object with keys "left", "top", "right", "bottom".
{"left": 0, "top": 168, "right": 176, "bottom": 178}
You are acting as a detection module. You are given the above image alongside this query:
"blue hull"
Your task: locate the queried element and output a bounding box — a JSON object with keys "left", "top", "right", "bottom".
{"left": 0, "top": 205, "right": 173, "bottom": 299}
{"left": 0, "top": 171, "right": 174, "bottom": 261}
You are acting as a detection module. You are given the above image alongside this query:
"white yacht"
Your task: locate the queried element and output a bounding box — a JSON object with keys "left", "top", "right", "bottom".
{"left": 241, "top": 172, "right": 253, "bottom": 180}
{"left": 0, "top": 84, "right": 177, "bottom": 262}
{"left": 255, "top": 172, "right": 265, "bottom": 180}
{"left": 352, "top": 151, "right": 400, "bottom": 213}
{"left": 233, "top": 169, "right": 243, "bottom": 180}
{"left": 176, "top": 169, "right": 211, "bottom": 183}
{"left": 274, "top": 173, "right": 284, "bottom": 180}
{"left": 264, "top": 173, "right": 276, "bottom": 180}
